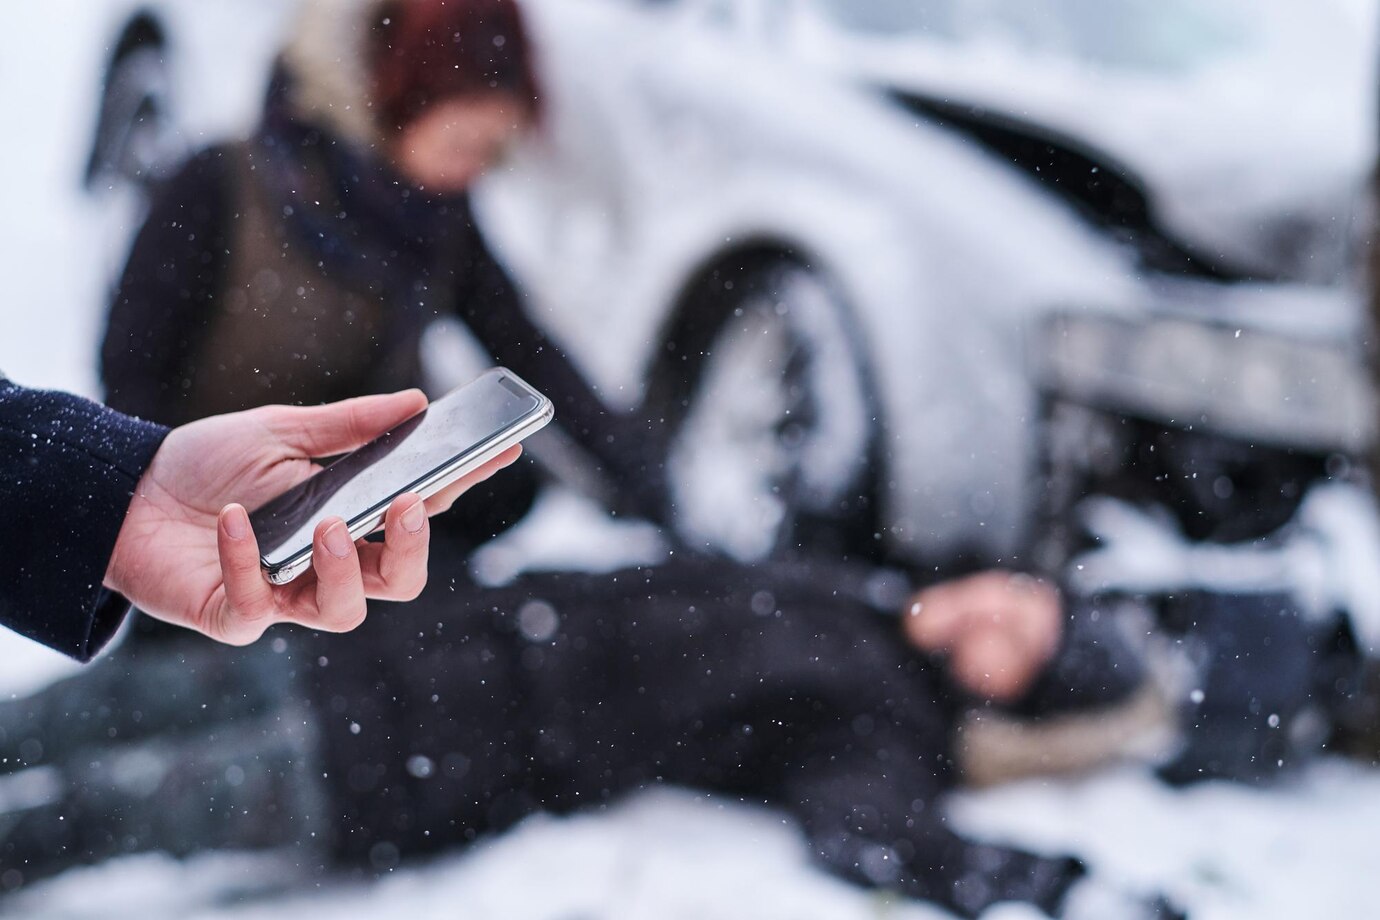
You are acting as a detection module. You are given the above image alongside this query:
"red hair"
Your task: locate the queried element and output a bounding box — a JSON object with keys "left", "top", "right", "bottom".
{"left": 370, "top": 0, "right": 542, "bottom": 132}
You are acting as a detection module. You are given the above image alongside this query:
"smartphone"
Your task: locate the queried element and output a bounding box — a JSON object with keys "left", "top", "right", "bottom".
{"left": 249, "top": 368, "right": 554, "bottom": 585}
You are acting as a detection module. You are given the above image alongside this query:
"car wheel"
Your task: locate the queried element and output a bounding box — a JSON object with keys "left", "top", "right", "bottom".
{"left": 85, "top": 31, "right": 180, "bottom": 193}
{"left": 645, "top": 252, "right": 882, "bottom": 562}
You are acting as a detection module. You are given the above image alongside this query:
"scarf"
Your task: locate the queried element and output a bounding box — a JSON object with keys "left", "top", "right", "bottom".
{"left": 252, "top": 67, "right": 477, "bottom": 330}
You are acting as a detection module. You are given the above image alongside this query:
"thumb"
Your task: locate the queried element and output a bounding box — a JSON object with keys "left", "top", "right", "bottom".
{"left": 261, "top": 390, "right": 429, "bottom": 458}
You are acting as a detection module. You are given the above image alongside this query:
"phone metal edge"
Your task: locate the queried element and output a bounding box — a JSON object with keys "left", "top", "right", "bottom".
{"left": 262, "top": 392, "right": 553, "bottom": 587}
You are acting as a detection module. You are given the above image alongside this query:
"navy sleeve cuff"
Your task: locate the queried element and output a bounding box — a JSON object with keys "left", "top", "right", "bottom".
{"left": 0, "top": 380, "right": 169, "bottom": 661}
{"left": 1005, "top": 592, "right": 1149, "bottom": 718}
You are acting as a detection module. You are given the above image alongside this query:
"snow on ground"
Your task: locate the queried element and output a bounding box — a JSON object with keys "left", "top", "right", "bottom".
{"left": 3, "top": 763, "right": 1379, "bottom": 920}
{"left": 957, "top": 761, "right": 1380, "bottom": 919}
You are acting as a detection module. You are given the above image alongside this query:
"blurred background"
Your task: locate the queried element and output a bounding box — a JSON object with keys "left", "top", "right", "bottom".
{"left": 3, "top": 1, "right": 1380, "bottom": 917}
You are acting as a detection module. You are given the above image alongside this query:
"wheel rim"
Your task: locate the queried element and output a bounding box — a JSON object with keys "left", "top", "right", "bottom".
{"left": 664, "top": 265, "right": 875, "bottom": 561}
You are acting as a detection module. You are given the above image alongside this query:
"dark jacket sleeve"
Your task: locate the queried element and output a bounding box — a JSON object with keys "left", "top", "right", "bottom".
{"left": 453, "top": 219, "right": 667, "bottom": 520}
{"left": 101, "top": 147, "right": 233, "bottom": 427}
{"left": 0, "top": 379, "right": 169, "bottom": 661}
{"left": 1004, "top": 593, "right": 1149, "bottom": 718}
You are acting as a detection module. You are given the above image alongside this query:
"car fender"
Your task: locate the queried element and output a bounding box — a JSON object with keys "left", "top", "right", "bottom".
{"left": 488, "top": 0, "right": 1151, "bottom": 562}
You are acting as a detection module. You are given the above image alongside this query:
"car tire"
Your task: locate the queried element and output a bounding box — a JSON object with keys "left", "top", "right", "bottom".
{"left": 644, "top": 250, "right": 883, "bottom": 562}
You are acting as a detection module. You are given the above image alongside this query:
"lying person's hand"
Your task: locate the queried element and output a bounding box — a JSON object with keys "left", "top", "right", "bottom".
{"left": 903, "top": 570, "right": 1062, "bottom": 702}
{"left": 104, "top": 390, "right": 520, "bottom": 645}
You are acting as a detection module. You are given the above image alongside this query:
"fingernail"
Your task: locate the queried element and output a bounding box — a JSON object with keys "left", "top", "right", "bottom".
{"left": 223, "top": 505, "right": 250, "bottom": 541}
{"left": 324, "top": 521, "right": 352, "bottom": 558}
{"left": 401, "top": 500, "right": 426, "bottom": 534}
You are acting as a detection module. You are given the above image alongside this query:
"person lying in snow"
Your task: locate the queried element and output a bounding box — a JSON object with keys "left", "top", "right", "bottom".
{"left": 0, "top": 557, "right": 1180, "bottom": 919}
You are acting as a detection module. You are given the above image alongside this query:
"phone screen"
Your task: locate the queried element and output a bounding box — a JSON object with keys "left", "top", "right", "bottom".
{"left": 250, "top": 372, "right": 543, "bottom": 568}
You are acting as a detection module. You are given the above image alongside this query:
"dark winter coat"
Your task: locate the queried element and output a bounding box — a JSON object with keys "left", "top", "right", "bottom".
{"left": 104, "top": 72, "right": 628, "bottom": 431}
{"left": 0, "top": 378, "right": 167, "bottom": 660}
{"left": 304, "top": 557, "right": 1091, "bottom": 917}
{"left": 102, "top": 98, "right": 609, "bottom": 433}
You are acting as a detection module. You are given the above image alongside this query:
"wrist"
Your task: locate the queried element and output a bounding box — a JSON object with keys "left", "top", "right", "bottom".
{"left": 104, "top": 461, "right": 161, "bottom": 597}
{"left": 103, "top": 486, "right": 140, "bottom": 596}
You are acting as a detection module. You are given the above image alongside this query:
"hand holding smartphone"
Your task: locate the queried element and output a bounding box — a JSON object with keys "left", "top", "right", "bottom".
{"left": 249, "top": 368, "right": 554, "bottom": 585}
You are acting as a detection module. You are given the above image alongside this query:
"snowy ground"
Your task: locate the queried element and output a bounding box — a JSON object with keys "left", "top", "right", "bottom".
{"left": 4, "top": 2, "right": 1380, "bottom": 918}
{"left": 2, "top": 762, "right": 1379, "bottom": 920}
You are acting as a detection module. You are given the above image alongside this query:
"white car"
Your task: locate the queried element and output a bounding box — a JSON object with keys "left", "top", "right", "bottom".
{"left": 474, "top": 0, "right": 1377, "bottom": 572}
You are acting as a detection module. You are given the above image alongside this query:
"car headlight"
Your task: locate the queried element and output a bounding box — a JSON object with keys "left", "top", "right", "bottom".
{"left": 1036, "top": 310, "right": 1376, "bottom": 453}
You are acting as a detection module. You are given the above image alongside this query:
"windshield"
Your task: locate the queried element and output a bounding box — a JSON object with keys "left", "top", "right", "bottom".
{"left": 807, "top": 0, "right": 1250, "bottom": 73}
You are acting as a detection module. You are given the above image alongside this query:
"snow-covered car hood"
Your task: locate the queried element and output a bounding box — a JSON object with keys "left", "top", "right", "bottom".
{"left": 784, "top": 0, "right": 1380, "bottom": 284}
